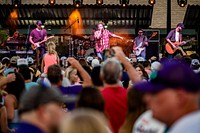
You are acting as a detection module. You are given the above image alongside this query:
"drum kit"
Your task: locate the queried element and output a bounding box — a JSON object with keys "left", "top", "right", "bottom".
{"left": 69, "top": 35, "right": 96, "bottom": 58}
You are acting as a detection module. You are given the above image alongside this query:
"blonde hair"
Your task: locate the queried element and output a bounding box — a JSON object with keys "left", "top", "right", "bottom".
{"left": 60, "top": 109, "right": 111, "bottom": 133}
{"left": 47, "top": 41, "right": 56, "bottom": 54}
{"left": 64, "top": 67, "right": 77, "bottom": 84}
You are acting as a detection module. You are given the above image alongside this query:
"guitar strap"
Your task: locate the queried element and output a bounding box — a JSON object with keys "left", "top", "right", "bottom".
{"left": 40, "top": 30, "right": 44, "bottom": 41}
{"left": 142, "top": 35, "right": 146, "bottom": 47}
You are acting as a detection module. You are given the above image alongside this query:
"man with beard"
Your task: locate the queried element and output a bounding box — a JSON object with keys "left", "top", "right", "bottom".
{"left": 134, "top": 60, "right": 200, "bottom": 133}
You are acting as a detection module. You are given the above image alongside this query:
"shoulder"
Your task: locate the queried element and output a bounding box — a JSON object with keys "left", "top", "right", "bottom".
{"left": 169, "top": 111, "right": 200, "bottom": 133}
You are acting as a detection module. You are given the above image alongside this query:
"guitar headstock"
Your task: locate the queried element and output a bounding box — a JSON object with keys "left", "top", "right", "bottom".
{"left": 151, "top": 32, "right": 158, "bottom": 37}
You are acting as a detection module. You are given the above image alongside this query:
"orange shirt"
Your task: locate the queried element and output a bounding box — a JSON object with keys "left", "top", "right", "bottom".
{"left": 43, "top": 53, "right": 57, "bottom": 74}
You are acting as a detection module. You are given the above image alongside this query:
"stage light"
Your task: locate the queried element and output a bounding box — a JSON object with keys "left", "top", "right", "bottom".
{"left": 49, "top": 0, "right": 56, "bottom": 5}
{"left": 149, "top": 0, "right": 155, "bottom": 5}
{"left": 177, "top": 0, "right": 187, "bottom": 7}
{"left": 96, "top": 0, "right": 103, "bottom": 5}
{"left": 73, "top": 0, "right": 83, "bottom": 8}
{"left": 120, "top": 0, "right": 129, "bottom": 6}
{"left": 12, "top": 0, "right": 21, "bottom": 7}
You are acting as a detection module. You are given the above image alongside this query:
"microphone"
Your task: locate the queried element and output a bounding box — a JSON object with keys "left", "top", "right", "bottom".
{"left": 77, "top": 17, "right": 79, "bottom": 23}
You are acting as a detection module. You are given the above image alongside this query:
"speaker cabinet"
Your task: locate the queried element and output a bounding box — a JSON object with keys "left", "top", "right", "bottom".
{"left": 146, "top": 42, "right": 159, "bottom": 60}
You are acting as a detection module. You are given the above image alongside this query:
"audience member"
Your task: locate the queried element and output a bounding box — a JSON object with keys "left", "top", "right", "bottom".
{"left": 16, "top": 84, "right": 68, "bottom": 133}
{"left": 41, "top": 42, "right": 59, "bottom": 74}
{"left": 76, "top": 87, "right": 105, "bottom": 113}
{"left": 134, "top": 60, "right": 200, "bottom": 133}
{"left": 60, "top": 109, "right": 111, "bottom": 133}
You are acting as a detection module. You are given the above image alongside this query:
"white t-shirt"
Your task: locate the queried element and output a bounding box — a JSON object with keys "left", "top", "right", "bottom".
{"left": 168, "top": 111, "right": 200, "bottom": 133}
{"left": 175, "top": 31, "right": 180, "bottom": 42}
{"left": 133, "top": 110, "right": 166, "bottom": 133}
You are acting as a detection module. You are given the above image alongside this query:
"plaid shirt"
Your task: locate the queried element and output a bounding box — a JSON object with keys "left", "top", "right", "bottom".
{"left": 95, "top": 29, "right": 115, "bottom": 53}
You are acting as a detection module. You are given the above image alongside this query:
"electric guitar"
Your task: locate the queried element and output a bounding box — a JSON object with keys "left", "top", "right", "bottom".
{"left": 31, "top": 36, "right": 54, "bottom": 50}
{"left": 133, "top": 32, "right": 157, "bottom": 56}
{"left": 165, "top": 37, "right": 195, "bottom": 54}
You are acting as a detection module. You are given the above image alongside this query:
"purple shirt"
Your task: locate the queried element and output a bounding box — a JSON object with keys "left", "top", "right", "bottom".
{"left": 30, "top": 29, "right": 47, "bottom": 47}
{"left": 59, "top": 85, "right": 82, "bottom": 110}
{"left": 166, "top": 29, "right": 182, "bottom": 42}
{"left": 15, "top": 122, "right": 45, "bottom": 133}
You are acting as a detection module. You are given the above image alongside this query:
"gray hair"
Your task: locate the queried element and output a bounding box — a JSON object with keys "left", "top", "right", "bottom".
{"left": 101, "top": 59, "right": 122, "bottom": 84}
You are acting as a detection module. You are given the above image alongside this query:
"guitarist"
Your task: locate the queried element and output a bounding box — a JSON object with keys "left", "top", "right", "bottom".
{"left": 166, "top": 23, "right": 186, "bottom": 59}
{"left": 133, "top": 29, "right": 148, "bottom": 60}
{"left": 29, "top": 20, "right": 47, "bottom": 67}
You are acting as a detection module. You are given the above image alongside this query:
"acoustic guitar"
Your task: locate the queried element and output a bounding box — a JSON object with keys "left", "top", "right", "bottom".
{"left": 165, "top": 37, "right": 195, "bottom": 54}
{"left": 31, "top": 36, "right": 54, "bottom": 50}
{"left": 133, "top": 32, "right": 157, "bottom": 56}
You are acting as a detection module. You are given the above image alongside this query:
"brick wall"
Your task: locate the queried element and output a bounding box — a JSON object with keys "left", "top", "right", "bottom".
{"left": 1, "top": 0, "right": 200, "bottom": 28}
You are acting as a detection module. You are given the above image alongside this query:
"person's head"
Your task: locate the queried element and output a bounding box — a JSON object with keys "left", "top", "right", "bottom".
{"left": 9, "top": 56, "right": 20, "bottom": 68}
{"left": 18, "top": 65, "right": 31, "bottom": 81}
{"left": 13, "top": 31, "right": 20, "bottom": 39}
{"left": 19, "top": 84, "right": 68, "bottom": 133}
{"left": 65, "top": 67, "right": 79, "bottom": 84}
{"left": 5, "top": 72, "right": 25, "bottom": 101}
{"left": 47, "top": 41, "right": 56, "bottom": 54}
{"left": 60, "top": 109, "right": 110, "bottom": 133}
{"left": 101, "top": 58, "right": 122, "bottom": 85}
{"left": 97, "top": 23, "right": 104, "bottom": 31}
{"left": 91, "top": 66, "right": 103, "bottom": 87}
{"left": 36, "top": 20, "right": 42, "bottom": 30}
{"left": 47, "top": 64, "right": 63, "bottom": 86}
{"left": 176, "top": 23, "right": 184, "bottom": 32}
{"left": 134, "top": 60, "right": 200, "bottom": 126}
{"left": 1, "top": 57, "right": 10, "bottom": 67}
{"left": 76, "top": 87, "right": 105, "bottom": 112}
{"left": 138, "top": 29, "right": 144, "bottom": 36}
{"left": 119, "top": 88, "right": 146, "bottom": 133}
{"left": 79, "top": 58, "right": 88, "bottom": 66}
{"left": 135, "top": 64, "right": 148, "bottom": 80}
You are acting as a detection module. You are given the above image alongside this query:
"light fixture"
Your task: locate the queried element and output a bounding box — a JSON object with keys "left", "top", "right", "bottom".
{"left": 96, "top": 0, "right": 103, "bottom": 5}
{"left": 120, "top": 0, "right": 129, "bottom": 7}
{"left": 12, "top": 0, "right": 21, "bottom": 7}
{"left": 177, "top": 0, "right": 187, "bottom": 7}
{"left": 49, "top": 0, "right": 56, "bottom": 5}
{"left": 149, "top": 0, "right": 155, "bottom": 5}
{"left": 73, "top": 0, "right": 83, "bottom": 8}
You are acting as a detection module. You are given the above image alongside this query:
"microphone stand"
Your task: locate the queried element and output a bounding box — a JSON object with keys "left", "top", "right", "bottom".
{"left": 64, "top": 18, "right": 79, "bottom": 57}
{"left": 25, "top": 25, "right": 31, "bottom": 58}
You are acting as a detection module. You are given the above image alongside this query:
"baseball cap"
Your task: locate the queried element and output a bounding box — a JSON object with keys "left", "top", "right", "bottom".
{"left": 87, "top": 56, "right": 93, "bottom": 63}
{"left": 176, "top": 23, "right": 185, "bottom": 29}
{"left": 19, "top": 84, "right": 74, "bottom": 114}
{"left": 134, "top": 60, "right": 200, "bottom": 93}
{"left": 36, "top": 20, "right": 42, "bottom": 26}
{"left": 191, "top": 59, "right": 200, "bottom": 66}
{"left": 27, "top": 57, "right": 34, "bottom": 65}
{"left": 137, "top": 57, "right": 145, "bottom": 62}
{"left": 10, "top": 56, "right": 20, "bottom": 64}
{"left": 91, "top": 59, "right": 100, "bottom": 67}
{"left": 17, "top": 58, "right": 28, "bottom": 66}
{"left": 151, "top": 61, "right": 161, "bottom": 71}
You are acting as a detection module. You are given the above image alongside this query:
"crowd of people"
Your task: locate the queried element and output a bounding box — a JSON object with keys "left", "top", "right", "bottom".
{"left": 0, "top": 42, "right": 199, "bottom": 133}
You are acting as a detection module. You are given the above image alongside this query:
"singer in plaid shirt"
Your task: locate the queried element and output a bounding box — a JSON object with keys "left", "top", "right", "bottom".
{"left": 94, "top": 23, "right": 123, "bottom": 60}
